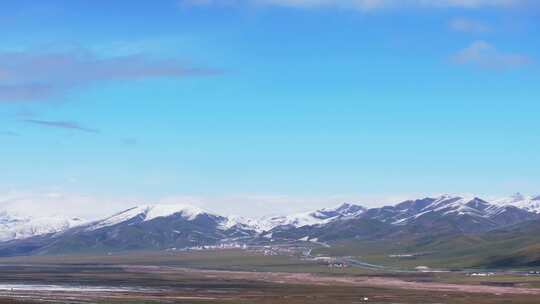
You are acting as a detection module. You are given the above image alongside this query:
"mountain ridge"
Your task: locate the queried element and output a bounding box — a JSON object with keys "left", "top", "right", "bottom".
{"left": 0, "top": 193, "right": 539, "bottom": 258}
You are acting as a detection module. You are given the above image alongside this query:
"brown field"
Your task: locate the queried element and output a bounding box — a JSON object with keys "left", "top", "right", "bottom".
{"left": 0, "top": 250, "right": 539, "bottom": 303}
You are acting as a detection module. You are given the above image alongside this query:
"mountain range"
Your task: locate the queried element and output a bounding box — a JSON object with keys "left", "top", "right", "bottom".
{"left": 0, "top": 211, "right": 85, "bottom": 242}
{"left": 0, "top": 193, "right": 539, "bottom": 266}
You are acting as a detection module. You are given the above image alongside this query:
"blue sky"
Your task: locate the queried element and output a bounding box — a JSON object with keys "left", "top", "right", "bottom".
{"left": 1, "top": 0, "right": 539, "bottom": 217}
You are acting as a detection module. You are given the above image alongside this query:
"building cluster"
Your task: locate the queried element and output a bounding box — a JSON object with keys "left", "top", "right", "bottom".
{"left": 248, "top": 245, "right": 309, "bottom": 256}
{"left": 167, "top": 243, "right": 248, "bottom": 251}
{"left": 327, "top": 262, "right": 348, "bottom": 269}
{"left": 249, "top": 244, "right": 311, "bottom": 257}
{"left": 303, "top": 256, "right": 350, "bottom": 268}
{"left": 467, "top": 272, "right": 495, "bottom": 277}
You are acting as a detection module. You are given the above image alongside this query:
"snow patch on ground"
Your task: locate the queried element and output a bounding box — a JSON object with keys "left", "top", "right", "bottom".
{"left": 0, "top": 283, "right": 152, "bottom": 292}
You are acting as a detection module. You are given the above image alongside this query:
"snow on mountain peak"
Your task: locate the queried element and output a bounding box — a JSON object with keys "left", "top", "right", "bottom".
{"left": 139, "top": 204, "right": 205, "bottom": 221}
{"left": 86, "top": 204, "right": 207, "bottom": 231}
{"left": 247, "top": 202, "right": 367, "bottom": 232}
{"left": 422, "top": 195, "right": 470, "bottom": 211}
{"left": 391, "top": 195, "right": 496, "bottom": 225}
{"left": 321, "top": 203, "right": 367, "bottom": 217}
{"left": 2, "top": 193, "right": 539, "bottom": 243}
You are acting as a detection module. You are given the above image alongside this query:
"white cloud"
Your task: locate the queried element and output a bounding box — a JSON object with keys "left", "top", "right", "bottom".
{"left": 452, "top": 40, "right": 531, "bottom": 69}
{"left": 449, "top": 17, "right": 490, "bottom": 33}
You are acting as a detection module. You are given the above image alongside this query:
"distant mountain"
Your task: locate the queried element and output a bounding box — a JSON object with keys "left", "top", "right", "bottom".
{"left": 255, "top": 203, "right": 369, "bottom": 241}
{"left": 0, "top": 204, "right": 255, "bottom": 256}
{"left": 0, "top": 194, "right": 539, "bottom": 258}
{"left": 0, "top": 210, "right": 85, "bottom": 242}
{"left": 370, "top": 195, "right": 537, "bottom": 233}
{"left": 253, "top": 203, "right": 367, "bottom": 232}
{"left": 83, "top": 204, "right": 209, "bottom": 231}
{"left": 260, "top": 195, "right": 539, "bottom": 243}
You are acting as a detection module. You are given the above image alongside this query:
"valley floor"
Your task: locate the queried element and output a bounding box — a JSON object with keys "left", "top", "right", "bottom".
{"left": 0, "top": 250, "right": 539, "bottom": 303}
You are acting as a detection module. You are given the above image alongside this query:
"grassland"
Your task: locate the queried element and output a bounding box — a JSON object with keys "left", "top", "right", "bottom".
{"left": 313, "top": 237, "right": 540, "bottom": 271}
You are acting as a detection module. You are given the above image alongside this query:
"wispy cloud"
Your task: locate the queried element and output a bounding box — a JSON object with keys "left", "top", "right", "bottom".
{"left": 181, "top": 0, "right": 528, "bottom": 11}
{"left": 449, "top": 17, "right": 491, "bottom": 33}
{"left": 23, "top": 119, "right": 100, "bottom": 134}
{"left": 0, "top": 49, "right": 221, "bottom": 102}
{"left": 452, "top": 40, "right": 531, "bottom": 69}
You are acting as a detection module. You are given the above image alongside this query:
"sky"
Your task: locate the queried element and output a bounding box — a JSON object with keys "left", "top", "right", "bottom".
{"left": 0, "top": 0, "right": 539, "bottom": 218}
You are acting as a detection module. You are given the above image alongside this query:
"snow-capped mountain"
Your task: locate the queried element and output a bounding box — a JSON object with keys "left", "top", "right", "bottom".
{"left": 245, "top": 194, "right": 540, "bottom": 232}
{"left": 260, "top": 195, "right": 540, "bottom": 243}
{"left": 358, "top": 194, "right": 539, "bottom": 225}
{"left": 85, "top": 204, "right": 208, "bottom": 231}
{"left": 0, "top": 203, "right": 258, "bottom": 256}
{"left": 0, "top": 194, "right": 539, "bottom": 256}
{"left": 84, "top": 204, "right": 257, "bottom": 236}
{"left": 247, "top": 203, "right": 367, "bottom": 232}
{"left": 221, "top": 215, "right": 266, "bottom": 231}
{"left": 495, "top": 193, "right": 540, "bottom": 214}
{"left": 0, "top": 210, "right": 85, "bottom": 242}
{"left": 383, "top": 195, "right": 510, "bottom": 225}
{"left": 383, "top": 195, "right": 538, "bottom": 233}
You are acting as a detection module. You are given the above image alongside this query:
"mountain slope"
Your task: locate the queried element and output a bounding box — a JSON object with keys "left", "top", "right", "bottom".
{"left": 404, "top": 218, "right": 540, "bottom": 269}
{"left": 476, "top": 219, "right": 540, "bottom": 268}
